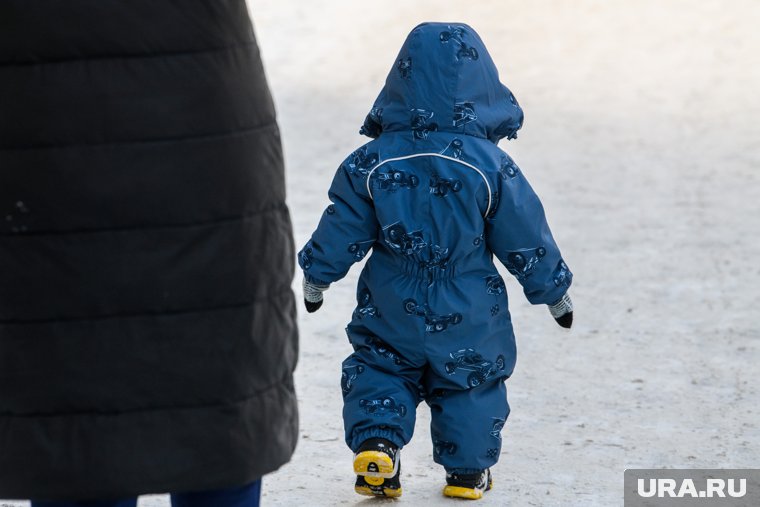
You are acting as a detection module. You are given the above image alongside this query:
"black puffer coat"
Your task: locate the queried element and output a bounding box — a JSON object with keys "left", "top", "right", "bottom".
{"left": 0, "top": 0, "right": 298, "bottom": 501}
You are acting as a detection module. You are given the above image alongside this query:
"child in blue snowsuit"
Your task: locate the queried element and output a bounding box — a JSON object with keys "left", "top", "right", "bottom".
{"left": 298, "top": 22, "right": 574, "bottom": 500}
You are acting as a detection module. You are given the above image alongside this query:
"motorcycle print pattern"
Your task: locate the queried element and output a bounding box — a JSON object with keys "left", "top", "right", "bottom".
{"left": 445, "top": 348, "right": 506, "bottom": 387}
{"left": 346, "top": 146, "right": 379, "bottom": 177}
{"left": 439, "top": 25, "right": 480, "bottom": 61}
{"left": 354, "top": 288, "right": 381, "bottom": 319}
{"left": 484, "top": 274, "right": 506, "bottom": 316}
{"left": 341, "top": 364, "right": 365, "bottom": 395}
{"left": 411, "top": 108, "right": 438, "bottom": 140}
{"left": 403, "top": 298, "right": 463, "bottom": 333}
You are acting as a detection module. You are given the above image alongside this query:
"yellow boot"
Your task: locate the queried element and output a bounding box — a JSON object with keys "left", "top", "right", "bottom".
{"left": 443, "top": 469, "right": 492, "bottom": 500}
{"left": 353, "top": 438, "right": 402, "bottom": 497}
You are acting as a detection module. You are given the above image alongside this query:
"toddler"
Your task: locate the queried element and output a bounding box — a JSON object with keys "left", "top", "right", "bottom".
{"left": 298, "top": 22, "right": 573, "bottom": 500}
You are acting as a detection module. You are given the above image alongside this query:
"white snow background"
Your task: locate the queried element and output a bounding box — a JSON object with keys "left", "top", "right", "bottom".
{"left": 3, "top": 1, "right": 759, "bottom": 506}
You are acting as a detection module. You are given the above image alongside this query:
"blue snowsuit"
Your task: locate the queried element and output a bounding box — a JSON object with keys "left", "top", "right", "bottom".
{"left": 298, "top": 23, "right": 572, "bottom": 473}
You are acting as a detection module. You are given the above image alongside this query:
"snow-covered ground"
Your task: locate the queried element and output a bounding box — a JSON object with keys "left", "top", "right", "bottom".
{"left": 4, "top": 1, "right": 758, "bottom": 506}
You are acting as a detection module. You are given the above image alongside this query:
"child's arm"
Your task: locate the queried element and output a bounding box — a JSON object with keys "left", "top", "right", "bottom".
{"left": 298, "top": 160, "right": 379, "bottom": 311}
{"left": 485, "top": 155, "right": 573, "bottom": 325}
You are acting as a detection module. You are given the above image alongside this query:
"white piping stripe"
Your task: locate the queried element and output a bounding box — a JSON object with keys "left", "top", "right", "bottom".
{"left": 365, "top": 153, "right": 493, "bottom": 218}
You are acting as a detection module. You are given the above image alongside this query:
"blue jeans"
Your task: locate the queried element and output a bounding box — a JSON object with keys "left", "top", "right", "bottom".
{"left": 30, "top": 479, "right": 261, "bottom": 507}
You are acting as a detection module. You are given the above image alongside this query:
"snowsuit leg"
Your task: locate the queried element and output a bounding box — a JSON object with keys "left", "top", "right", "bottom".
{"left": 341, "top": 328, "right": 423, "bottom": 451}
{"left": 427, "top": 378, "right": 509, "bottom": 472}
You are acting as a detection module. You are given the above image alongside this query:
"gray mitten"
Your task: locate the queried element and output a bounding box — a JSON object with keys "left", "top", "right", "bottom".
{"left": 302, "top": 278, "right": 329, "bottom": 313}
{"left": 548, "top": 293, "right": 573, "bottom": 328}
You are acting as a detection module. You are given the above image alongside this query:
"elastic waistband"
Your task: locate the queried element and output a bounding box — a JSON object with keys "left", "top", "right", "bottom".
{"left": 400, "top": 258, "right": 457, "bottom": 281}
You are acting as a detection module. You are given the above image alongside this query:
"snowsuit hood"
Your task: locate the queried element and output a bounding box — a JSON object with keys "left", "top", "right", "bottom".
{"left": 360, "top": 22, "right": 524, "bottom": 143}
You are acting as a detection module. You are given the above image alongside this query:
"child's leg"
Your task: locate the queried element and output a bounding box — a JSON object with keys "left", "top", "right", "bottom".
{"left": 341, "top": 343, "right": 422, "bottom": 452}
{"left": 342, "top": 325, "right": 423, "bottom": 498}
{"left": 427, "top": 378, "right": 509, "bottom": 473}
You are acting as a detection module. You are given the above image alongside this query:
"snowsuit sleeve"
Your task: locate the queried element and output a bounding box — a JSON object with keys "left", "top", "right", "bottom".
{"left": 298, "top": 161, "right": 379, "bottom": 286}
{"left": 485, "top": 156, "right": 573, "bottom": 305}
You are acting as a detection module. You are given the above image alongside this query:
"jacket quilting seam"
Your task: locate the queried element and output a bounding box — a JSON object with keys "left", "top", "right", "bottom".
{"left": 0, "top": 40, "right": 258, "bottom": 68}
{"left": 0, "top": 120, "right": 278, "bottom": 152}
{"left": 0, "top": 202, "right": 289, "bottom": 238}
{"left": 0, "top": 370, "right": 295, "bottom": 419}
{"left": 0, "top": 285, "right": 294, "bottom": 326}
